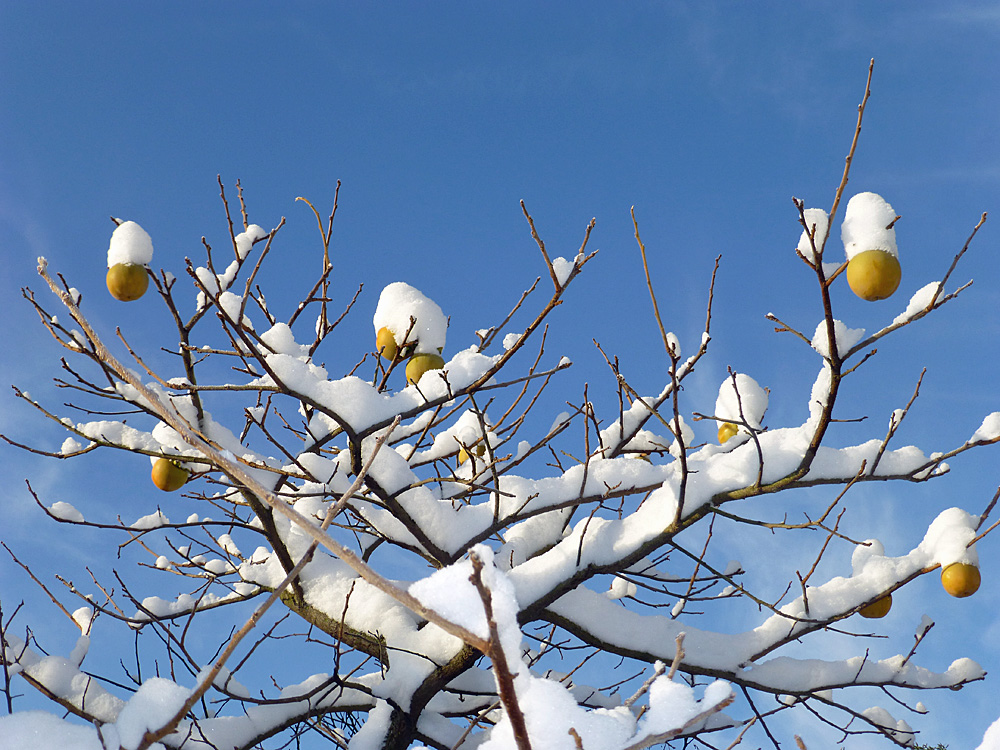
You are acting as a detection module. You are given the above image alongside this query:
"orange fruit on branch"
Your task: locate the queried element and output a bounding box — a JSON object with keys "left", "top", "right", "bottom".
{"left": 151, "top": 458, "right": 189, "bottom": 492}
{"left": 859, "top": 594, "right": 892, "bottom": 619}
{"left": 107, "top": 263, "right": 149, "bottom": 302}
{"left": 941, "top": 562, "right": 980, "bottom": 598}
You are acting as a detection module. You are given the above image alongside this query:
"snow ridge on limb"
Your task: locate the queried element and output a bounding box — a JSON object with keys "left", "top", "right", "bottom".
{"left": 530, "top": 505, "right": 986, "bottom": 745}
{"left": 406, "top": 547, "right": 735, "bottom": 750}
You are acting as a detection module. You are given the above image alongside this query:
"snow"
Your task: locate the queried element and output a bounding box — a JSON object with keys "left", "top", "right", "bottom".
{"left": 204, "top": 558, "right": 233, "bottom": 575}
{"left": 260, "top": 321, "right": 309, "bottom": 357}
{"left": 16, "top": 189, "right": 1000, "bottom": 750}
{"left": 841, "top": 191, "right": 898, "bottom": 259}
{"left": 218, "top": 533, "right": 241, "bottom": 556}
{"left": 107, "top": 220, "right": 154, "bottom": 266}
{"left": 530, "top": 501, "right": 984, "bottom": 691}
{"left": 408, "top": 409, "right": 495, "bottom": 464}
{"left": 60, "top": 436, "right": 83, "bottom": 454}
{"left": 194, "top": 262, "right": 244, "bottom": 313}
{"left": 607, "top": 576, "right": 637, "bottom": 599}
{"left": 49, "top": 501, "right": 84, "bottom": 522}
{"left": 551, "top": 255, "right": 575, "bottom": 286}
{"left": 892, "top": 281, "right": 942, "bottom": 325}
{"left": 408, "top": 548, "right": 736, "bottom": 750}
{"left": 0, "top": 712, "right": 103, "bottom": 750}
{"left": 969, "top": 411, "right": 1000, "bottom": 444}
{"left": 665, "top": 331, "right": 680, "bottom": 358}
{"left": 218, "top": 290, "right": 246, "bottom": 324}
{"left": 132, "top": 588, "right": 254, "bottom": 622}
{"left": 373, "top": 282, "right": 447, "bottom": 355}
{"left": 714, "top": 373, "right": 768, "bottom": 432}
{"left": 919, "top": 506, "right": 978, "bottom": 567}
{"left": 979, "top": 717, "right": 1000, "bottom": 750}
{"left": 234, "top": 224, "right": 267, "bottom": 259}
{"left": 77, "top": 416, "right": 163, "bottom": 453}
{"left": 410, "top": 546, "right": 503, "bottom": 641}
{"left": 548, "top": 411, "right": 571, "bottom": 435}
{"left": 131, "top": 510, "right": 170, "bottom": 529}
{"left": 112, "top": 677, "right": 191, "bottom": 750}
{"left": 667, "top": 414, "right": 693, "bottom": 458}
{"left": 797, "top": 207, "right": 829, "bottom": 262}
{"left": 347, "top": 699, "right": 394, "bottom": 750}
{"left": 639, "top": 677, "right": 731, "bottom": 737}
{"left": 861, "top": 705, "right": 914, "bottom": 745}
{"left": 2, "top": 633, "right": 126, "bottom": 723}
{"left": 68, "top": 635, "right": 89, "bottom": 666}
{"left": 72, "top": 607, "right": 94, "bottom": 632}
{"left": 197, "top": 665, "right": 251, "bottom": 699}
{"left": 810, "top": 319, "right": 865, "bottom": 359}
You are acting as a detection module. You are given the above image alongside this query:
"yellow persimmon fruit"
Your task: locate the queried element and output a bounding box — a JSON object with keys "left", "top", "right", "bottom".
{"left": 846, "top": 249, "right": 901, "bottom": 302}
{"left": 458, "top": 443, "right": 487, "bottom": 464}
{"left": 106, "top": 263, "right": 149, "bottom": 302}
{"left": 151, "top": 458, "right": 189, "bottom": 492}
{"left": 376, "top": 327, "right": 398, "bottom": 361}
{"left": 406, "top": 352, "right": 445, "bottom": 385}
{"left": 859, "top": 594, "right": 892, "bottom": 619}
{"left": 718, "top": 422, "right": 739, "bottom": 444}
{"left": 941, "top": 562, "right": 981, "bottom": 598}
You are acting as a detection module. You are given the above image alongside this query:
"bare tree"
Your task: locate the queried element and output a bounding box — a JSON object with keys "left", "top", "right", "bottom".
{"left": 1, "top": 61, "right": 996, "bottom": 750}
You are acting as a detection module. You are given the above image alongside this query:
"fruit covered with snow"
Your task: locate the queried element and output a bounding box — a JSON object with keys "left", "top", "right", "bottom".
{"left": 376, "top": 326, "right": 399, "bottom": 360}
{"left": 373, "top": 282, "right": 447, "bottom": 356}
{"left": 715, "top": 373, "right": 768, "bottom": 441}
{"left": 106, "top": 221, "right": 154, "bottom": 301}
{"left": 717, "top": 421, "right": 739, "bottom": 444}
{"left": 406, "top": 352, "right": 445, "bottom": 385}
{"left": 841, "top": 192, "right": 901, "bottom": 301}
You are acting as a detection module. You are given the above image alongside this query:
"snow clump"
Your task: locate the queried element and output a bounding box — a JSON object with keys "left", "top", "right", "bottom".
{"left": 107, "top": 221, "right": 154, "bottom": 267}
{"left": 810, "top": 319, "right": 865, "bottom": 359}
{"left": 551, "top": 256, "right": 575, "bottom": 286}
{"left": 715, "top": 373, "right": 768, "bottom": 432}
{"left": 841, "top": 192, "right": 898, "bottom": 260}
{"left": 60, "top": 437, "right": 83, "bottom": 454}
{"left": 607, "top": 576, "right": 637, "bottom": 599}
{"left": 373, "top": 282, "right": 447, "bottom": 354}
{"left": 234, "top": 224, "right": 267, "bottom": 260}
{"left": 112, "top": 677, "right": 191, "bottom": 750}
{"left": 919, "top": 507, "right": 978, "bottom": 568}
{"left": 49, "top": 501, "right": 85, "bottom": 523}
{"left": 797, "top": 207, "right": 830, "bottom": 262}
{"left": 969, "top": 411, "right": 1000, "bottom": 444}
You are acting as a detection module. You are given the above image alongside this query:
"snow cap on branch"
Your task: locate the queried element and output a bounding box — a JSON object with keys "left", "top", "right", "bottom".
{"left": 235, "top": 224, "right": 267, "bottom": 260}
{"left": 810, "top": 319, "right": 865, "bottom": 360}
{"left": 797, "top": 207, "right": 830, "bottom": 263}
{"left": 920, "top": 507, "right": 979, "bottom": 568}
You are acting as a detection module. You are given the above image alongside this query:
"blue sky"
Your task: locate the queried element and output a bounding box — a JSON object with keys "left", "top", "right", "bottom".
{"left": 1, "top": 3, "right": 999, "bottom": 748}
